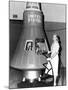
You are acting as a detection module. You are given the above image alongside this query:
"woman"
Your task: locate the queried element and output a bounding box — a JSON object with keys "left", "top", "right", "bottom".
{"left": 47, "top": 34, "right": 60, "bottom": 86}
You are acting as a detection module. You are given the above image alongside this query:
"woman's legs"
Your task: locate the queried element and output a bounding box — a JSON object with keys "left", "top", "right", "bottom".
{"left": 51, "top": 60, "right": 58, "bottom": 86}
{"left": 54, "top": 75, "right": 57, "bottom": 86}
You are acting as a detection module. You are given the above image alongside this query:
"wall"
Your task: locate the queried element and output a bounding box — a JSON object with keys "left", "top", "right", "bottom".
{"left": 9, "top": 1, "right": 66, "bottom": 23}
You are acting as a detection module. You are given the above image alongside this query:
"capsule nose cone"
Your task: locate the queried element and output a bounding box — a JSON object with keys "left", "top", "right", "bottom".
{"left": 26, "top": 2, "right": 41, "bottom": 11}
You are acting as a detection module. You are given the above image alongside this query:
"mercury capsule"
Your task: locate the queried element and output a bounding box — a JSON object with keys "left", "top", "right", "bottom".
{"left": 10, "top": 2, "right": 49, "bottom": 82}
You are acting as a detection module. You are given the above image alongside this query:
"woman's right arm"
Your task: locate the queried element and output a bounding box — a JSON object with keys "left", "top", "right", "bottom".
{"left": 48, "top": 50, "right": 51, "bottom": 54}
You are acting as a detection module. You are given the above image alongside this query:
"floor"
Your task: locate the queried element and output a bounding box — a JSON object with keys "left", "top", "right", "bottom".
{"left": 9, "top": 66, "right": 66, "bottom": 89}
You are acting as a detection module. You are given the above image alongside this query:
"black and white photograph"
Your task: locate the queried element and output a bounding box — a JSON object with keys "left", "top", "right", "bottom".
{"left": 9, "top": 0, "right": 66, "bottom": 89}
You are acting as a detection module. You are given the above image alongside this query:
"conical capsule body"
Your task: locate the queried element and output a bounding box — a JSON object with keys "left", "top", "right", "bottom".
{"left": 11, "top": 2, "right": 49, "bottom": 79}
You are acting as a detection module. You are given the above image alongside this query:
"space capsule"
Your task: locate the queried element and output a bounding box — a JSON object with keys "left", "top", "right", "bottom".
{"left": 10, "top": 2, "right": 49, "bottom": 82}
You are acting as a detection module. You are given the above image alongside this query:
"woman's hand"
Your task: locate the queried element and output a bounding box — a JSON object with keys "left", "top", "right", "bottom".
{"left": 48, "top": 51, "right": 51, "bottom": 54}
{"left": 47, "top": 58, "right": 51, "bottom": 61}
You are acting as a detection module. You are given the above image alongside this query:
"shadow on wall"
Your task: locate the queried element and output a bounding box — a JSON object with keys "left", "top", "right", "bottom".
{"left": 10, "top": 20, "right": 23, "bottom": 60}
{"left": 56, "top": 35, "right": 66, "bottom": 86}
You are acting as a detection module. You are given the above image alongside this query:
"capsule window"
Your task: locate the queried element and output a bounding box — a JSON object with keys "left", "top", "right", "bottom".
{"left": 24, "top": 40, "right": 33, "bottom": 51}
{"left": 35, "top": 38, "right": 45, "bottom": 54}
